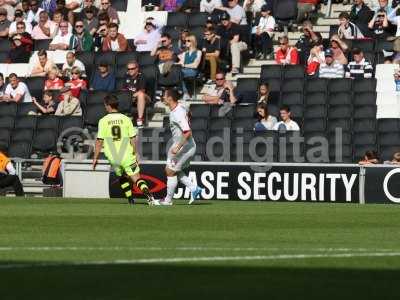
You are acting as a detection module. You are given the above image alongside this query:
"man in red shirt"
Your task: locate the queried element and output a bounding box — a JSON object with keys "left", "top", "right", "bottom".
{"left": 275, "top": 36, "right": 299, "bottom": 65}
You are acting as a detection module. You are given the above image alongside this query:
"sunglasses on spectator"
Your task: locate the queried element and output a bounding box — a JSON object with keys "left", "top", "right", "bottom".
{"left": 17, "top": 26, "right": 25, "bottom": 29}
{"left": 185, "top": 40, "right": 191, "bottom": 42}
{"left": 127, "top": 67, "right": 137, "bottom": 70}
{"left": 101, "top": 2, "right": 109, "bottom": 4}
{"left": 216, "top": 77, "right": 224, "bottom": 80}
{"left": 75, "top": 25, "right": 83, "bottom": 28}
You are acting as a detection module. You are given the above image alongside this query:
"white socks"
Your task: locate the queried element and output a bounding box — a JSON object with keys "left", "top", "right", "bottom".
{"left": 165, "top": 176, "right": 178, "bottom": 202}
{"left": 178, "top": 173, "right": 197, "bottom": 192}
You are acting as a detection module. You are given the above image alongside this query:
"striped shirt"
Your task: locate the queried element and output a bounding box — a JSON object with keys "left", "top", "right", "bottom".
{"left": 345, "top": 58, "right": 373, "bottom": 79}
{"left": 319, "top": 62, "right": 344, "bottom": 78}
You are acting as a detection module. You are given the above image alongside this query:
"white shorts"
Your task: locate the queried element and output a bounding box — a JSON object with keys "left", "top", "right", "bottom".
{"left": 166, "top": 144, "right": 196, "bottom": 172}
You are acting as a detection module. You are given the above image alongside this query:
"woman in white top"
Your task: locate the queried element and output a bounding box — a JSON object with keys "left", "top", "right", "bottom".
{"left": 254, "top": 103, "right": 277, "bottom": 131}
{"left": 253, "top": 4, "right": 275, "bottom": 59}
{"left": 177, "top": 35, "right": 202, "bottom": 100}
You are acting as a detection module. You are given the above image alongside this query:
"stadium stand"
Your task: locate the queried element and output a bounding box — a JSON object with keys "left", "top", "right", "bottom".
{"left": 0, "top": 0, "right": 398, "bottom": 186}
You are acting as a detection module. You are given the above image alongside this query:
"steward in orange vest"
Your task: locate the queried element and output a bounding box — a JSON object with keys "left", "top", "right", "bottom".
{"left": 0, "top": 151, "right": 24, "bottom": 196}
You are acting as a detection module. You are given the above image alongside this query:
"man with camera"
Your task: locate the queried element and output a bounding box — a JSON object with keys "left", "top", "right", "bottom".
{"left": 368, "top": 8, "right": 391, "bottom": 39}
{"left": 122, "top": 61, "right": 150, "bottom": 128}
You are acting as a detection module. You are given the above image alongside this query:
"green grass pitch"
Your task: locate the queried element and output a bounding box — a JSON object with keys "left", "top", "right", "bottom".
{"left": 0, "top": 198, "right": 400, "bottom": 300}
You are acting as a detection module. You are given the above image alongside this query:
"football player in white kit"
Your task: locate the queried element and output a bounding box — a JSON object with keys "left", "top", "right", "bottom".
{"left": 160, "top": 88, "right": 202, "bottom": 205}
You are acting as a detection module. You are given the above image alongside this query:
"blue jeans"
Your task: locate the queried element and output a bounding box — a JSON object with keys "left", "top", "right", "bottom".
{"left": 181, "top": 68, "right": 198, "bottom": 95}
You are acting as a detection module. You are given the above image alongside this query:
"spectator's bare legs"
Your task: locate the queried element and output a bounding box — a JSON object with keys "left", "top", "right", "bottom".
{"left": 136, "top": 91, "right": 148, "bottom": 125}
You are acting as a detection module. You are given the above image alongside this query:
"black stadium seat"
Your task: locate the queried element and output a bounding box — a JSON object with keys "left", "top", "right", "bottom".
{"left": 328, "top": 92, "right": 352, "bottom": 105}
{"left": 114, "top": 90, "right": 133, "bottom": 114}
{"left": 167, "top": 12, "right": 188, "bottom": 27}
{"left": 11, "top": 128, "right": 34, "bottom": 142}
{"left": 281, "top": 92, "right": 303, "bottom": 106}
{"left": 379, "top": 132, "right": 400, "bottom": 146}
{"left": 8, "top": 141, "right": 31, "bottom": 158}
{"left": 14, "top": 116, "right": 36, "bottom": 129}
{"left": 0, "top": 103, "right": 17, "bottom": 116}
{"left": 303, "top": 118, "right": 326, "bottom": 132}
{"left": 380, "top": 146, "right": 400, "bottom": 161}
{"left": 353, "top": 105, "right": 377, "bottom": 119}
{"left": 112, "top": 0, "right": 128, "bottom": 11}
{"left": 37, "top": 115, "right": 60, "bottom": 130}
{"left": 353, "top": 132, "right": 376, "bottom": 145}
{"left": 94, "top": 51, "right": 116, "bottom": 65}
{"left": 34, "top": 39, "right": 51, "bottom": 51}
{"left": 190, "top": 118, "right": 208, "bottom": 131}
{"left": 0, "top": 39, "right": 11, "bottom": 52}
{"left": 17, "top": 102, "right": 37, "bottom": 116}
{"left": 137, "top": 52, "right": 156, "bottom": 67}
{"left": 76, "top": 51, "right": 95, "bottom": 66}
{"left": 328, "top": 105, "right": 352, "bottom": 119}
{"left": 305, "top": 92, "right": 327, "bottom": 105}
{"left": 328, "top": 119, "right": 351, "bottom": 132}
{"left": 236, "top": 78, "right": 259, "bottom": 103}
{"left": 87, "top": 90, "right": 109, "bottom": 105}
{"left": 353, "top": 78, "right": 376, "bottom": 92}
{"left": 234, "top": 104, "right": 256, "bottom": 118}
{"left": 59, "top": 116, "right": 84, "bottom": 138}
{"left": 84, "top": 104, "right": 107, "bottom": 127}
{"left": 0, "top": 128, "right": 11, "bottom": 148}
{"left": 116, "top": 51, "right": 138, "bottom": 66}
{"left": 232, "top": 118, "right": 256, "bottom": 131}
{"left": 328, "top": 78, "right": 352, "bottom": 92}
{"left": 25, "top": 77, "right": 45, "bottom": 92}
{"left": 378, "top": 119, "right": 399, "bottom": 132}
{"left": 329, "top": 131, "right": 352, "bottom": 145}
{"left": 190, "top": 104, "right": 210, "bottom": 118}
{"left": 188, "top": 12, "right": 208, "bottom": 27}
{"left": 208, "top": 118, "right": 231, "bottom": 132}
{"left": 32, "top": 129, "right": 58, "bottom": 152}
{"left": 0, "top": 116, "right": 15, "bottom": 129}
{"left": 354, "top": 144, "right": 377, "bottom": 161}
{"left": 283, "top": 65, "right": 305, "bottom": 79}
{"left": 353, "top": 119, "right": 376, "bottom": 133}
{"left": 281, "top": 78, "right": 303, "bottom": 92}
{"left": 304, "top": 105, "right": 326, "bottom": 119}
{"left": 305, "top": 78, "right": 327, "bottom": 92}
{"left": 353, "top": 92, "right": 377, "bottom": 106}
{"left": 260, "top": 65, "right": 282, "bottom": 80}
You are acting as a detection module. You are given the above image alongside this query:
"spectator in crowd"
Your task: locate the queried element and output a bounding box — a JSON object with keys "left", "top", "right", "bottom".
{"left": 177, "top": 35, "right": 202, "bottom": 100}
{"left": 306, "top": 41, "right": 325, "bottom": 76}
{"left": 90, "top": 63, "right": 115, "bottom": 92}
{"left": 384, "top": 152, "right": 400, "bottom": 164}
{"left": 79, "top": 0, "right": 99, "bottom": 18}
{"left": 358, "top": 150, "right": 379, "bottom": 164}
{"left": 0, "top": 8, "right": 11, "bottom": 38}
{"left": 275, "top": 35, "right": 299, "bottom": 65}
{"left": 345, "top": 48, "right": 373, "bottom": 79}
{"left": 9, "top": 23, "right": 33, "bottom": 63}
{"left": 0, "top": 149, "right": 24, "bottom": 196}
{"left": 252, "top": 4, "right": 275, "bottom": 60}
{"left": 202, "top": 27, "right": 221, "bottom": 83}
{"left": 330, "top": 34, "right": 348, "bottom": 65}
{"left": 254, "top": 102, "right": 277, "bottom": 131}
{"left": 0, "top": 73, "right": 6, "bottom": 99}
{"left": 27, "top": 0, "right": 44, "bottom": 26}
{"left": 134, "top": 18, "right": 160, "bottom": 52}
{"left": 338, "top": 12, "right": 364, "bottom": 39}
{"left": 160, "top": 0, "right": 183, "bottom": 12}
{"left": 368, "top": 8, "right": 390, "bottom": 39}
{"left": 30, "top": 49, "right": 57, "bottom": 76}
{"left": 388, "top": 4, "right": 400, "bottom": 37}
{"left": 66, "top": 66, "right": 87, "bottom": 98}
{"left": 98, "top": 0, "right": 119, "bottom": 24}
{"left": 273, "top": 106, "right": 300, "bottom": 131}
{"left": 200, "top": 0, "right": 222, "bottom": 13}
{"left": 350, "top": 0, "right": 374, "bottom": 37}
{"left": 217, "top": 12, "right": 247, "bottom": 75}
{"left": 9, "top": 9, "right": 32, "bottom": 36}
{"left": 40, "top": 0, "right": 57, "bottom": 15}
{"left": 243, "top": 0, "right": 266, "bottom": 19}
{"left": 45, "top": 67, "right": 64, "bottom": 90}
{"left": 151, "top": 33, "right": 179, "bottom": 75}
{"left": 319, "top": 49, "right": 345, "bottom": 78}
{"left": 177, "top": 29, "right": 189, "bottom": 53}
{"left": 52, "top": 9, "right": 72, "bottom": 35}
{"left": 220, "top": 0, "right": 247, "bottom": 25}
{"left": 55, "top": 85, "right": 82, "bottom": 116}
{"left": 19, "top": 0, "right": 30, "bottom": 17}
{"left": 62, "top": 51, "right": 86, "bottom": 79}
{"left": 257, "top": 82, "right": 271, "bottom": 103}
{"left": 101, "top": 22, "right": 129, "bottom": 52}
{"left": 65, "top": 0, "right": 83, "bottom": 13}
{"left": 56, "top": 0, "right": 73, "bottom": 24}
{"left": 49, "top": 20, "right": 71, "bottom": 49}
{"left": 296, "top": 20, "right": 322, "bottom": 65}
{"left": 297, "top": 0, "right": 318, "bottom": 24}
{"left": 31, "top": 11, "right": 57, "bottom": 40}
{"left": 0, "top": 0, "right": 15, "bottom": 21}
{"left": 123, "top": 61, "right": 149, "bottom": 128}
{"left": 93, "top": 13, "right": 108, "bottom": 50}
{"left": 69, "top": 19, "right": 93, "bottom": 51}
{"left": 3, "top": 73, "right": 32, "bottom": 103}
{"left": 376, "top": 0, "right": 392, "bottom": 15}
{"left": 81, "top": 6, "right": 98, "bottom": 35}
{"left": 32, "top": 90, "right": 58, "bottom": 115}
{"left": 202, "top": 72, "right": 237, "bottom": 105}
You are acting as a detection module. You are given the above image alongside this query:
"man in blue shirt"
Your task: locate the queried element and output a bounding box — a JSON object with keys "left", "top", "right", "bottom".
{"left": 90, "top": 63, "right": 115, "bottom": 92}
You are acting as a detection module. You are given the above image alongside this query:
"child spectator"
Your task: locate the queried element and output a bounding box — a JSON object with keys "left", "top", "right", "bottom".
{"left": 45, "top": 67, "right": 64, "bottom": 90}
{"left": 32, "top": 90, "right": 58, "bottom": 115}
{"left": 66, "top": 66, "right": 87, "bottom": 98}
